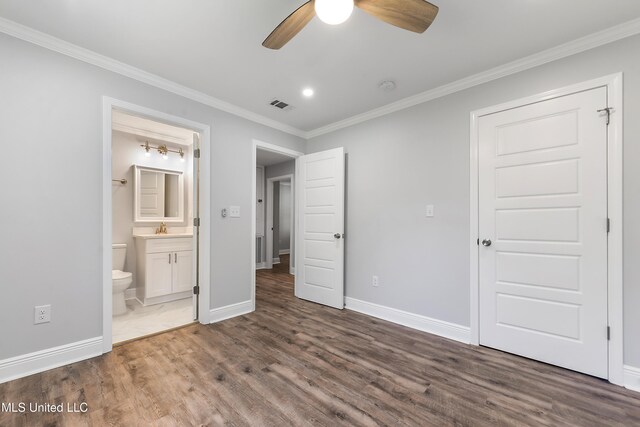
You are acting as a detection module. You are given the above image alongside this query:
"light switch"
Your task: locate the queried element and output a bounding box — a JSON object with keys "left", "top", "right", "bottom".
{"left": 229, "top": 206, "right": 240, "bottom": 218}
{"left": 426, "top": 204, "right": 435, "bottom": 218}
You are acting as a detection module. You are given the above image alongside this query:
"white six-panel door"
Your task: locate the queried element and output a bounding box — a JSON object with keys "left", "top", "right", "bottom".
{"left": 295, "top": 148, "right": 345, "bottom": 309}
{"left": 478, "top": 87, "right": 609, "bottom": 378}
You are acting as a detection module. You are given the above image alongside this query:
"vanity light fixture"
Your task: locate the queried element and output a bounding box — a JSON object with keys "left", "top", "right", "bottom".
{"left": 140, "top": 141, "right": 186, "bottom": 161}
{"left": 158, "top": 145, "right": 169, "bottom": 160}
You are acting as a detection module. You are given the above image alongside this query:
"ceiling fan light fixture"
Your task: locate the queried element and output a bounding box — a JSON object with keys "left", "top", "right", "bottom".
{"left": 315, "top": 0, "right": 354, "bottom": 25}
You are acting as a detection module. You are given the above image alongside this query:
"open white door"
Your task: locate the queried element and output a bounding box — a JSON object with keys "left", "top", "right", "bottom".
{"left": 192, "top": 133, "right": 200, "bottom": 320}
{"left": 295, "top": 147, "right": 345, "bottom": 309}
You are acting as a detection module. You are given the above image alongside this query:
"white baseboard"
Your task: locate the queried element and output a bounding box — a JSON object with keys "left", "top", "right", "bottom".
{"left": 290, "top": 267, "right": 295, "bottom": 275}
{"left": 624, "top": 365, "right": 640, "bottom": 392}
{"left": 344, "top": 297, "right": 471, "bottom": 344}
{"left": 256, "top": 262, "right": 267, "bottom": 270}
{"left": 209, "top": 300, "right": 253, "bottom": 324}
{"left": 124, "top": 288, "right": 137, "bottom": 300}
{"left": 0, "top": 337, "right": 103, "bottom": 384}
{"left": 272, "top": 257, "right": 281, "bottom": 264}
{"left": 279, "top": 249, "right": 290, "bottom": 255}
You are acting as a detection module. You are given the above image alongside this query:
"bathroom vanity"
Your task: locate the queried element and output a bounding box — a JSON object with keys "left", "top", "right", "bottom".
{"left": 134, "top": 233, "right": 193, "bottom": 306}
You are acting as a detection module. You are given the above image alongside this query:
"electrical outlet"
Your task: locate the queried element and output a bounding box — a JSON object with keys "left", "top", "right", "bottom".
{"left": 34, "top": 305, "right": 51, "bottom": 324}
{"left": 372, "top": 275, "right": 379, "bottom": 287}
{"left": 229, "top": 206, "right": 240, "bottom": 218}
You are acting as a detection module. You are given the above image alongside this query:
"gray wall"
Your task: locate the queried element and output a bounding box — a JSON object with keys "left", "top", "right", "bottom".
{"left": 308, "top": 34, "right": 640, "bottom": 367}
{"left": 0, "top": 33, "right": 305, "bottom": 359}
{"left": 265, "top": 160, "right": 296, "bottom": 267}
{"left": 265, "top": 159, "right": 295, "bottom": 179}
{"left": 279, "top": 183, "right": 292, "bottom": 252}
{"left": 272, "top": 184, "right": 280, "bottom": 260}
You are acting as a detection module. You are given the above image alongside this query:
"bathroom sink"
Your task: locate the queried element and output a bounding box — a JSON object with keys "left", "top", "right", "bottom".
{"left": 133, "top": 233, "right": 193, "bottom": 239}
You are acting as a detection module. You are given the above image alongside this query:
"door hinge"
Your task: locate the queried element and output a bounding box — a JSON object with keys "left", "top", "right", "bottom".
{"left": 477, "top": 238, "right": 479, "bottom": 246}
{"left": 194, "top": 148, "right": 201, "bottom": 159}
{"left": 607, "top": 326, "right": 611, "bottom": 341}
{"left": 597, "top": 107, "right": 612, "bottom": 126}
{"left": 607, "top": 218, "right": 611, "bottom": 233}
{"left": 193, "top": 285, "right": 200, "bottom": 295}
{"left": 194, "top": 217, "right": 201, "bottom": 227}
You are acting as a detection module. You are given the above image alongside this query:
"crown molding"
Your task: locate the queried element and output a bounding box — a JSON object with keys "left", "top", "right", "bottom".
{"left": 3, "top": 15, "right": 640, "bottom": 142}
{"left": 0, "top": 17, "right": 307, "bottom": 139}
{"left": 306, "top": 17, "right": 640, "bottom": 139}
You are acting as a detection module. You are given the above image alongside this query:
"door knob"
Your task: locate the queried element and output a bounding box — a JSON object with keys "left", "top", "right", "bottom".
{"left": 334, "top": 233, "right": 342, "bottom": 239}
{"left": 481, "top": 239, "right": 492, "bottom": 247}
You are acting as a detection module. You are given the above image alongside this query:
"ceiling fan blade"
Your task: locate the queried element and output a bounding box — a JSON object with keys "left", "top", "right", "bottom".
{"left": 355, "top": 0, "right": 439, "bottom": 33}
{"left": 263, "top": 1, "right": 316, "bottom": 49}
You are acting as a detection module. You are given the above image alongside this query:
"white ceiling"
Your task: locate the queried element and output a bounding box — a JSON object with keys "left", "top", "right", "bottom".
{"left": 256, "top": 148, "right": 295, "bottom": 167}
{"left": 2, "top": 1, "right": 640, "bottom": 133}
{"left": 112, "top": 110, "right": 194, "bottom": 146}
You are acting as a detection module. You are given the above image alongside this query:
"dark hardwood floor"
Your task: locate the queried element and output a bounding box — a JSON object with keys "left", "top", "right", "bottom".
{"left": 1, "top": 256, "right": 639, "bottom": 426}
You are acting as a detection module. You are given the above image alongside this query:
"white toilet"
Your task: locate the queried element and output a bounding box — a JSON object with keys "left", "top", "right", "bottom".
{"left": 112, "top": 243, "right": 133, "bottom": 316}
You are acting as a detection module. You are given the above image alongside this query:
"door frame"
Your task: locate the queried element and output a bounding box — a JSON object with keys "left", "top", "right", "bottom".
{"left": 266, "top": 174, "right": 295, "bottom": 273}
{"left": 251, "top": 140, "right": 304, "bottom": 310}
{"left": 469, "top": 73, "right": 623, "bottom": 385}
{"left": 102, "top": 97, "right": 212, "bottom": 353}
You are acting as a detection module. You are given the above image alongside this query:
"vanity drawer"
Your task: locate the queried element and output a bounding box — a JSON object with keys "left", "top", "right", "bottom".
{"left": 146, "top": 237, "right": 193, "bottom": 254}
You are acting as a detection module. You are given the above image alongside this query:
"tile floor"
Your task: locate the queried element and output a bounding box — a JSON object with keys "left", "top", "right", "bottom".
{"left": 112, "top": 297, "right": 194, "bottom": 344}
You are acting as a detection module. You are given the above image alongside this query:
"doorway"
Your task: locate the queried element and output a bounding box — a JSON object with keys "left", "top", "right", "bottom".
{"left": 102, "top": 98, "right": 211, "bottom": 353}
{"left": 469, "top": 74, "right": 623, "bottom": 384}
{"left": 266, "top": 175, "right": 294, "bottom": 275}
{"left": 252, "top": 141, "right": 302, "bottom": 309}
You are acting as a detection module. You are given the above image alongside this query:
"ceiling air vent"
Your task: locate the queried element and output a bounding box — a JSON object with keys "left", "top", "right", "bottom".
{"left": 269, "top": 99, "right": 294, "bottom": 111}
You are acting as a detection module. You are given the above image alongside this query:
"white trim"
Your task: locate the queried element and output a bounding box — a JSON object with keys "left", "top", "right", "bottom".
{"left": 266, "top": 173, "right": 295, "bottom": 271}
{"left": 209, "top": 300, "right": 253, "bottom": 324}
{"left": 102, "top": 97, "right": 212, "bottom": 353}
{"left": 3, "top": 15, "right": 639, "bottom": 141}
{"left": 0, "top": 17, "right": 305, "bottom": 139}
{"left": 252, "top": 140, "right": 303, "bottom": 311}
{"left": 306, "top": 18, "right": 640, "bottom": 139}
{"left": 0, "top": 337, "right": 102, "bottom": 384}
{"left": 345, "top": 297, "right": 471, "bottom": 344}
{"left": 624, "top": 365, "right": 640, "bottom": 393}
{"left": 469, "top": 73, "right": 624, "bottom": 385}
{"left": 279, "top": 249, "right": 290, "bottom": 255}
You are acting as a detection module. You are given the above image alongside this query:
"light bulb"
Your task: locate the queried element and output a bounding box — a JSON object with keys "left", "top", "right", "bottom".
{"left": 315, "top": 0, "right": 354, "bottom": 25}
{"left": 144, "top": 151, "right": 151, "bottom": 157}
{"left": 162, "top": 154, "right": 168, "bottom": 160}
{"left": 302, "top": 88, "right": 314, "bottom": 97}
{"left": 180, "top": 157, "right": 185, "bottom": 162}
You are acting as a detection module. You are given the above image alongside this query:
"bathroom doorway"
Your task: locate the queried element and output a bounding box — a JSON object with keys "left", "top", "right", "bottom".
{"left": 102, "top": 98, "right": 211, "bottom": 352}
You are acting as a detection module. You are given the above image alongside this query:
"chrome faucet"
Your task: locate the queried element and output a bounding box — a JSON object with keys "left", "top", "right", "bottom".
{"left": 155, "top": 222, "right": 168, "bottom": 234}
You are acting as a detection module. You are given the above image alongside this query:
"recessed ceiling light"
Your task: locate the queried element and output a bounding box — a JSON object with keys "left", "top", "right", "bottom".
{"left": 302, "top": 88, "right": 314, "bottom": 97}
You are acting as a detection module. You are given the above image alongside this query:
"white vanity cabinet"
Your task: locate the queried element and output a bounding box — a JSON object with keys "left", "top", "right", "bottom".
{"left": 134, "top": 234, "right": 193, "bottom": 305}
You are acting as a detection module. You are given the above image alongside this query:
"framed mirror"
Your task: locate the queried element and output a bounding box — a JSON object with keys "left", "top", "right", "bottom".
{"left": 133, "top": 165, "right": 184, "bottom": 223}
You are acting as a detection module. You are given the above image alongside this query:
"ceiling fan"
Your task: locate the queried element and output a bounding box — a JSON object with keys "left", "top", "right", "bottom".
{"left": 263, "top": 0, "right": 439, "bottom": 49}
